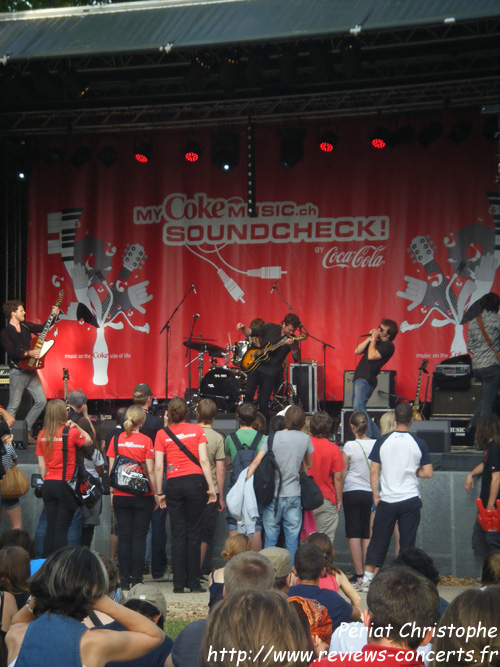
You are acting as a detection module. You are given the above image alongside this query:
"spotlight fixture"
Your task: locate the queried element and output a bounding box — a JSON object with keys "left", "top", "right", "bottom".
{"left": 135, "top": 142, "right": 153, "bottom": 164}
{"left": 448, "top": 120, "right": 473, "bottom": 146}
{"left": 370, "top": 127, "right": 391, "bottom": 150}
{"left": 211, "top": 131, "right": 240, "bottom": 172}
{"left": 184, "top": 141, "right": 201, "bottom": 163}
{"left": 417, "top": 122, "right": 444, "bottom": 148}
{"left": 279, "top": 126, "right": 306, "bottom": 169}
{"left": 44, "top": 147, "right": 65, "bottom": 165}
{"left": 391, "top": 125, "right": 416, "bottom": 148}
{"left": 69, "top": 146, "right": 92, "bottom": 168}
{"left": 99, "top": 145, "right": 117, "bottom": 167}
{"left": 483, "top": 116, "right": 499, "bottom": 143}
{"left": 319, "top": 131, "right": 338, "bottom": 153}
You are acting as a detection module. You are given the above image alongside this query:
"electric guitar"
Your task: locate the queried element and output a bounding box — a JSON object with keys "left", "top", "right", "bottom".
{"left": 241, "top": 334, "right": 307, "bottom": 373}
{"left": 63, "top": 368, "right": 70, "bottom": 400}
{"left": 17, "top": 290, "right": 64, "bottom": 370}
{"left": 412, "top": 359, "right": 428, "bottom": 421}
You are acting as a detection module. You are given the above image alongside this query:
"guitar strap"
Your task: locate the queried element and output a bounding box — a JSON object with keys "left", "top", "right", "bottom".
{"left": 477, "top": 315, "right": 500, "bottom": 365}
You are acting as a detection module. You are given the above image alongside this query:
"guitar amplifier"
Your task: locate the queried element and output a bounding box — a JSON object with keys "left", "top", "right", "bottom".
{"left": 343, "top": 371, "right": 396, "bottom": 409}
{"left": 0, "top": 366, "right": 9, "bottom": 385}
{"left": 289, "top": 363, "right": 324, "bottom": 414}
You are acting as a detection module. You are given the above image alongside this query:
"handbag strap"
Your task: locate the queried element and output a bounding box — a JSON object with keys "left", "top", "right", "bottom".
{"left": 355, "top": 439, "right": 371, "bottom": 471}
{"left": 477, "top": 315, "right": 500, "bottom": 364}
{"left": 164, "top": 426, "right": 201, "bottom": 468}
{"left": 62, "top": 426, "right": 70, "bottom": 481}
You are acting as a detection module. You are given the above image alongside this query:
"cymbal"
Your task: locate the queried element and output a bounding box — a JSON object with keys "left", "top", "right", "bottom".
{"left": 183, "top": 336, "right": 217, "bottom": 342}
{"left": 183, "top": 340, "right": 226, "bottom": 357}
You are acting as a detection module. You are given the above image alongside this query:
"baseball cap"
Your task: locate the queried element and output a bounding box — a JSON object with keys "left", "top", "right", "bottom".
{"left": 260, "top": 547, "right": 291, "bottom": 578}
{"left": 127, "top": 583, "right": 167, "bottom": 618}
{"left": 133, "top": 384, "right": 153, "bottom": 400}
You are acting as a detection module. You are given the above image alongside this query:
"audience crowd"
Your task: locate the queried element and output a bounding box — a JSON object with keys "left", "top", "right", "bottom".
{"left": 0, "top": 389, "right": 497, "bottom": 667}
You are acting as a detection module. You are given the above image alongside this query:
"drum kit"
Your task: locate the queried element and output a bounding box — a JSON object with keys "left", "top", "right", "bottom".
{"left": 182, "top": 336, "right": 250, "bottom": 412}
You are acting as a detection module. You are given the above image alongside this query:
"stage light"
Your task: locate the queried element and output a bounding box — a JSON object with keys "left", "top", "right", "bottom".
{"left": 483, "top": 116, "right": 499, "bottom": 142}
{"left": 44, "top": 147, "right": 65, "bottom": 165}
{"left": 319, "top": 131, "right": 338, "bottom": 153}
{"left": 134, "top": 142, "right": 153, "bottom": 164}
{"left": 448, "top": 120, "right": 473, "bottom": 146}
{"left": 184, "top": 141, "right": 201, "bottom": 163}
{"left": 391, "top": 125, "right": 416, "bottom": 147}
{"left": 279, "top": 126, "right": 306, "bottom": 169}
{"left": 417, "top": 122, "right": 444, "bottom": 148}
{"left": 99, "top": 145, "right": 117, "bottom": 167}
{"left": 69, "top": 146, "right": 92, "bottom": 168}
{"left": 211, "top": 131, "right": 240, "bottom": 172}
{"left": 370, "top": 127, "right": 390, "bottom": 149}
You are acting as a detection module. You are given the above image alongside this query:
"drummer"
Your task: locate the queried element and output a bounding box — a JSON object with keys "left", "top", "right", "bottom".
{"left": 236, "top": 313, "right": 301, "bottom": 427}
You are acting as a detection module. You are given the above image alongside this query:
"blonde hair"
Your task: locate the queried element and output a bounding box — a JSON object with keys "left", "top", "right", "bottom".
{"left": 221, "top": 533, "right": 252, "bottom": 561}
{"left": 123, "top": 405, "right": 146, "bottom": 436}
{"left": 380, "top": 410, "right": 396, "bottom": 435}
{"left": 40, "top": 399, "right": 68, "bottom": 456}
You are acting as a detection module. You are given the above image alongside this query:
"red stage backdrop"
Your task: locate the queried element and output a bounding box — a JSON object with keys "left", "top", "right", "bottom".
{"left": 26, "top": 115, "right": 499, "bottom": 405}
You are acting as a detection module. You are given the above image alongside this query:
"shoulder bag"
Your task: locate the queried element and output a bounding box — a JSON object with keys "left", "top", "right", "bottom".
{"left": 0, "top": 463, "right": 30, "bottom": 500}
{"left": 63, "top": 427, "right": 104, "bottom": 508}
{"left": 108, "top": 433, "right": 151, "bottom": 496}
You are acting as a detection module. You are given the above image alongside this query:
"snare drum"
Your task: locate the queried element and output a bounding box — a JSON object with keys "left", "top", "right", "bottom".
{"left": 232, "top": 340, "right": 249, "bottom": 368}
{"left": 200, "top": 368, "right": 241, "bottom": 412}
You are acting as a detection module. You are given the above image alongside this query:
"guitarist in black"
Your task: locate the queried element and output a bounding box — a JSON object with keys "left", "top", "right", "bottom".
{"left": 236, "top": 313, "right": 301, "bottom": 426}
{"left": 0, "top": 299, "right": 60, "bottom": 443}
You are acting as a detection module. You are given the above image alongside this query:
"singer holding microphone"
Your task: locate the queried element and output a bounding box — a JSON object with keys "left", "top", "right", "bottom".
{"left": 236, "top": 313, "right": 301, "bottom": 427}
{"left": 353, "top": 319, "right": 398, "bottom": 438}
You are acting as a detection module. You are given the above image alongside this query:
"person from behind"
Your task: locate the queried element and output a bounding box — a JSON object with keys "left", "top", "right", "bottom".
{"left": 307, "top": 411, "right": 344, "bottom": 544}
{"left": 207, "top": 532, "right": 252, "bottom": 609}
{"left": 481, "top": 550, "right": 500, "bottom": 587}
{"left": 306, "top": 533, "right": 361, "bottom": 614}
{"left": 196, "top": 398, "right": 226, "bottom": 576}
{"left": 260, "top": 546, "right": 292, "bottom": 594}
{"left": 0, "top": 425, "right": 23, "bottom": 530}
{"left": 324, "top": 565, "right": 439, "bottom": 666}
{"left": 288, "top": 596, "right": 332, "bottom": 657}
{"left": 393, "top": 547, "right": 448, "bottom": 617}
{"left": 288, "top": 543, "right": 361, "bottom": 631}
{"left": 5, "top": 545, "right": 164, "bottom": 667}
{"left": 430, "top": 587, "right": 500, "bottom": 667}
{"left": 200, "top": 590, "right": 313, "bottom": 667}
{"left": 342, "top": 412, "right": 376, "bottom": 586}
{"left": 167, "top": 551, "right": 275, "bottom": 667}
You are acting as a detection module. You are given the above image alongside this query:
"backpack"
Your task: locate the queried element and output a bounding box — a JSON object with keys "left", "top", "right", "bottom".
{"left": 253, "top": 431, "right": 282, "bottom": 510}
{"left": 229, "top": 431, "right": 263, "bottom": 487}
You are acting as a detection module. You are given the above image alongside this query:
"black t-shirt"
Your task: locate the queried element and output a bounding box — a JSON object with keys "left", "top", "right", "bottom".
{"left": 0, "top": 322, "right": 44, "bottom": 369}
{"left": 480, "top": 440, "right": 500, "bottom": 506}
{"left": 250, "top": 322, "right": 297, "bottom": 376}
{"left": 353, "top": 339, "right": 394, "bottom": 386}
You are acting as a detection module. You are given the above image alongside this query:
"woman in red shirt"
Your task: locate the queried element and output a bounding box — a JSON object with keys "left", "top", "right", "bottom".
{"left": 107, "top": 405, "right": 159, "bottom": 591}
{"left": 154, "top": 397, "right": 216, "bottom": 593}
{"left": 36, "top": 399, "right": 92, "bottom": 556}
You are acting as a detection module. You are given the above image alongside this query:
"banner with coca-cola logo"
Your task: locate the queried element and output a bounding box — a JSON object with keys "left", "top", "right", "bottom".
{"left": 25, "top": 116, "right": 499, "bottom": 406}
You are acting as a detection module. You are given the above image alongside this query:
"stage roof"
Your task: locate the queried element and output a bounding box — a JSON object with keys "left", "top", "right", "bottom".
{"left": 0, "top": 0, "right": 499, "bottom": 135}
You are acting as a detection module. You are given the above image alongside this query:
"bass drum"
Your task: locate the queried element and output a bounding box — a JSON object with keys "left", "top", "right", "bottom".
{"left": 231, "top": 340, "right": 249, "bottom": 368}
{"left": 200, "top": 368, "right": 241, "bottom": 412}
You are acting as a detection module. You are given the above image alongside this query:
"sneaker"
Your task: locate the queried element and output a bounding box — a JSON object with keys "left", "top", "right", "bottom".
{"left": 355, "top": 578, "right": 371, "bottom": 593}
{"left": 348, "top": 574, "right": 358, "bottom": 584}
{"left": 153, "top": 573, "right": 173, "bottom": 582}
{"left": 173, "top": 588, "right": 185, "bottom": 594}
{"left": 190, "top": 585, "right": 207, "bottom": 593}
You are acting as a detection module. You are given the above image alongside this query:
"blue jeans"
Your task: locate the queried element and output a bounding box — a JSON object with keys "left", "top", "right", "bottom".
{"left": 471, "top": 365, "right": 500, "bottom": 428}
{"left": 7, "top": 368, "right": 47, "bottom": 433}
{"left": 34, "top": 505, "right": 83, "bottom": 558}
{"left": 263, "top": 496, "right": 302, "bottom": 564}
{"left": 352, "top": 378, "right": 381, "bottom": 439}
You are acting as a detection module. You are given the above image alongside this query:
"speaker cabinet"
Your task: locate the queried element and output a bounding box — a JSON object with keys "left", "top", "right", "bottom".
{"left": 343, "top": 370, "right": 396, "bottom": 409}
{"left": 289, "top": 363, "right": 324, "bottom": 414}
{"left": 12, "top": 420, "right": 28, "bottom": 447}
{"left": 432, "top": 380, "right": 482, "bottom": 417}
{"left": 410, "top": 419, "right": 451, "bottom": 453}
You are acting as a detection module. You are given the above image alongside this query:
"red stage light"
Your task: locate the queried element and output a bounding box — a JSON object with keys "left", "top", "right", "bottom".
{"left": 320, "top": 141, "right": 334, "bottom": 152}
{"left": 184, "top": 141, "right": 201, "bottom": 162}
{"left": 371, "top": 137, "right": 386, "bottom": 149}
{"left": 134, "top": 142, "right": 152, "bottom": 163}
{"left": 370, "top": 127, "right": 390, "bottom": 150}
{"left": 319, "top": 131, "right": 338, "bottom": 153}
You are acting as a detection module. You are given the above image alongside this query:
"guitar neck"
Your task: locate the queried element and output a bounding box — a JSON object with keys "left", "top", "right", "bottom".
{"left": 421, "top": 257, "right": 458, "bottom": 311}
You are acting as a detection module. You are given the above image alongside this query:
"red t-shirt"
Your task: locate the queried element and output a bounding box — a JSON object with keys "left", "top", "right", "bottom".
{"left": 36, "top": 426, "right": 87, "bottom": 481}
{"left": 308, "top": 437, "right": 344, "bottom": 504}
{"left": 106, "top": 430, "right": 154, "bottom": 497}
{"left": 154, "top": 423, "right": 207, "bottom": 479}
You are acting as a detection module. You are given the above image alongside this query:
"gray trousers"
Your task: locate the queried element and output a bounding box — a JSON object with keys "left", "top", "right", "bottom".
{"left": 7, "top": 367, "right": 47, "bottom": 432}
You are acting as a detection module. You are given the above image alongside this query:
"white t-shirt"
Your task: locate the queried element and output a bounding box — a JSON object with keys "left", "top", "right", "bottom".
{"left": 342, "top": 439, "right": 375, "bottom": 493}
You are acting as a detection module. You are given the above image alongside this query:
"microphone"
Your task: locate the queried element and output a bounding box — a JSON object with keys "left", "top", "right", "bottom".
{"left": 191, "top": 282, "right": 197, "bottom": 295}
{"left": 270, "top": 281, "right": 277, "bottom": 294}
{"left": 361, "top": 333, "right": 371, "bottom": 337}
{"left": 193, "top": 314, "right": 200, "bottom": 319}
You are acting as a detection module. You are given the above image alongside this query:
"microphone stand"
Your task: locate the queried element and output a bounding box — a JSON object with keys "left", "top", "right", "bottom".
{"left": 184, "top": 315, "right": 199, "bottom": 408}
{"left": 301, "top": 331, "right": 335, "bottom": 410}
{"left": 160, "top": 284, "right": 194, "bottom": 400}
